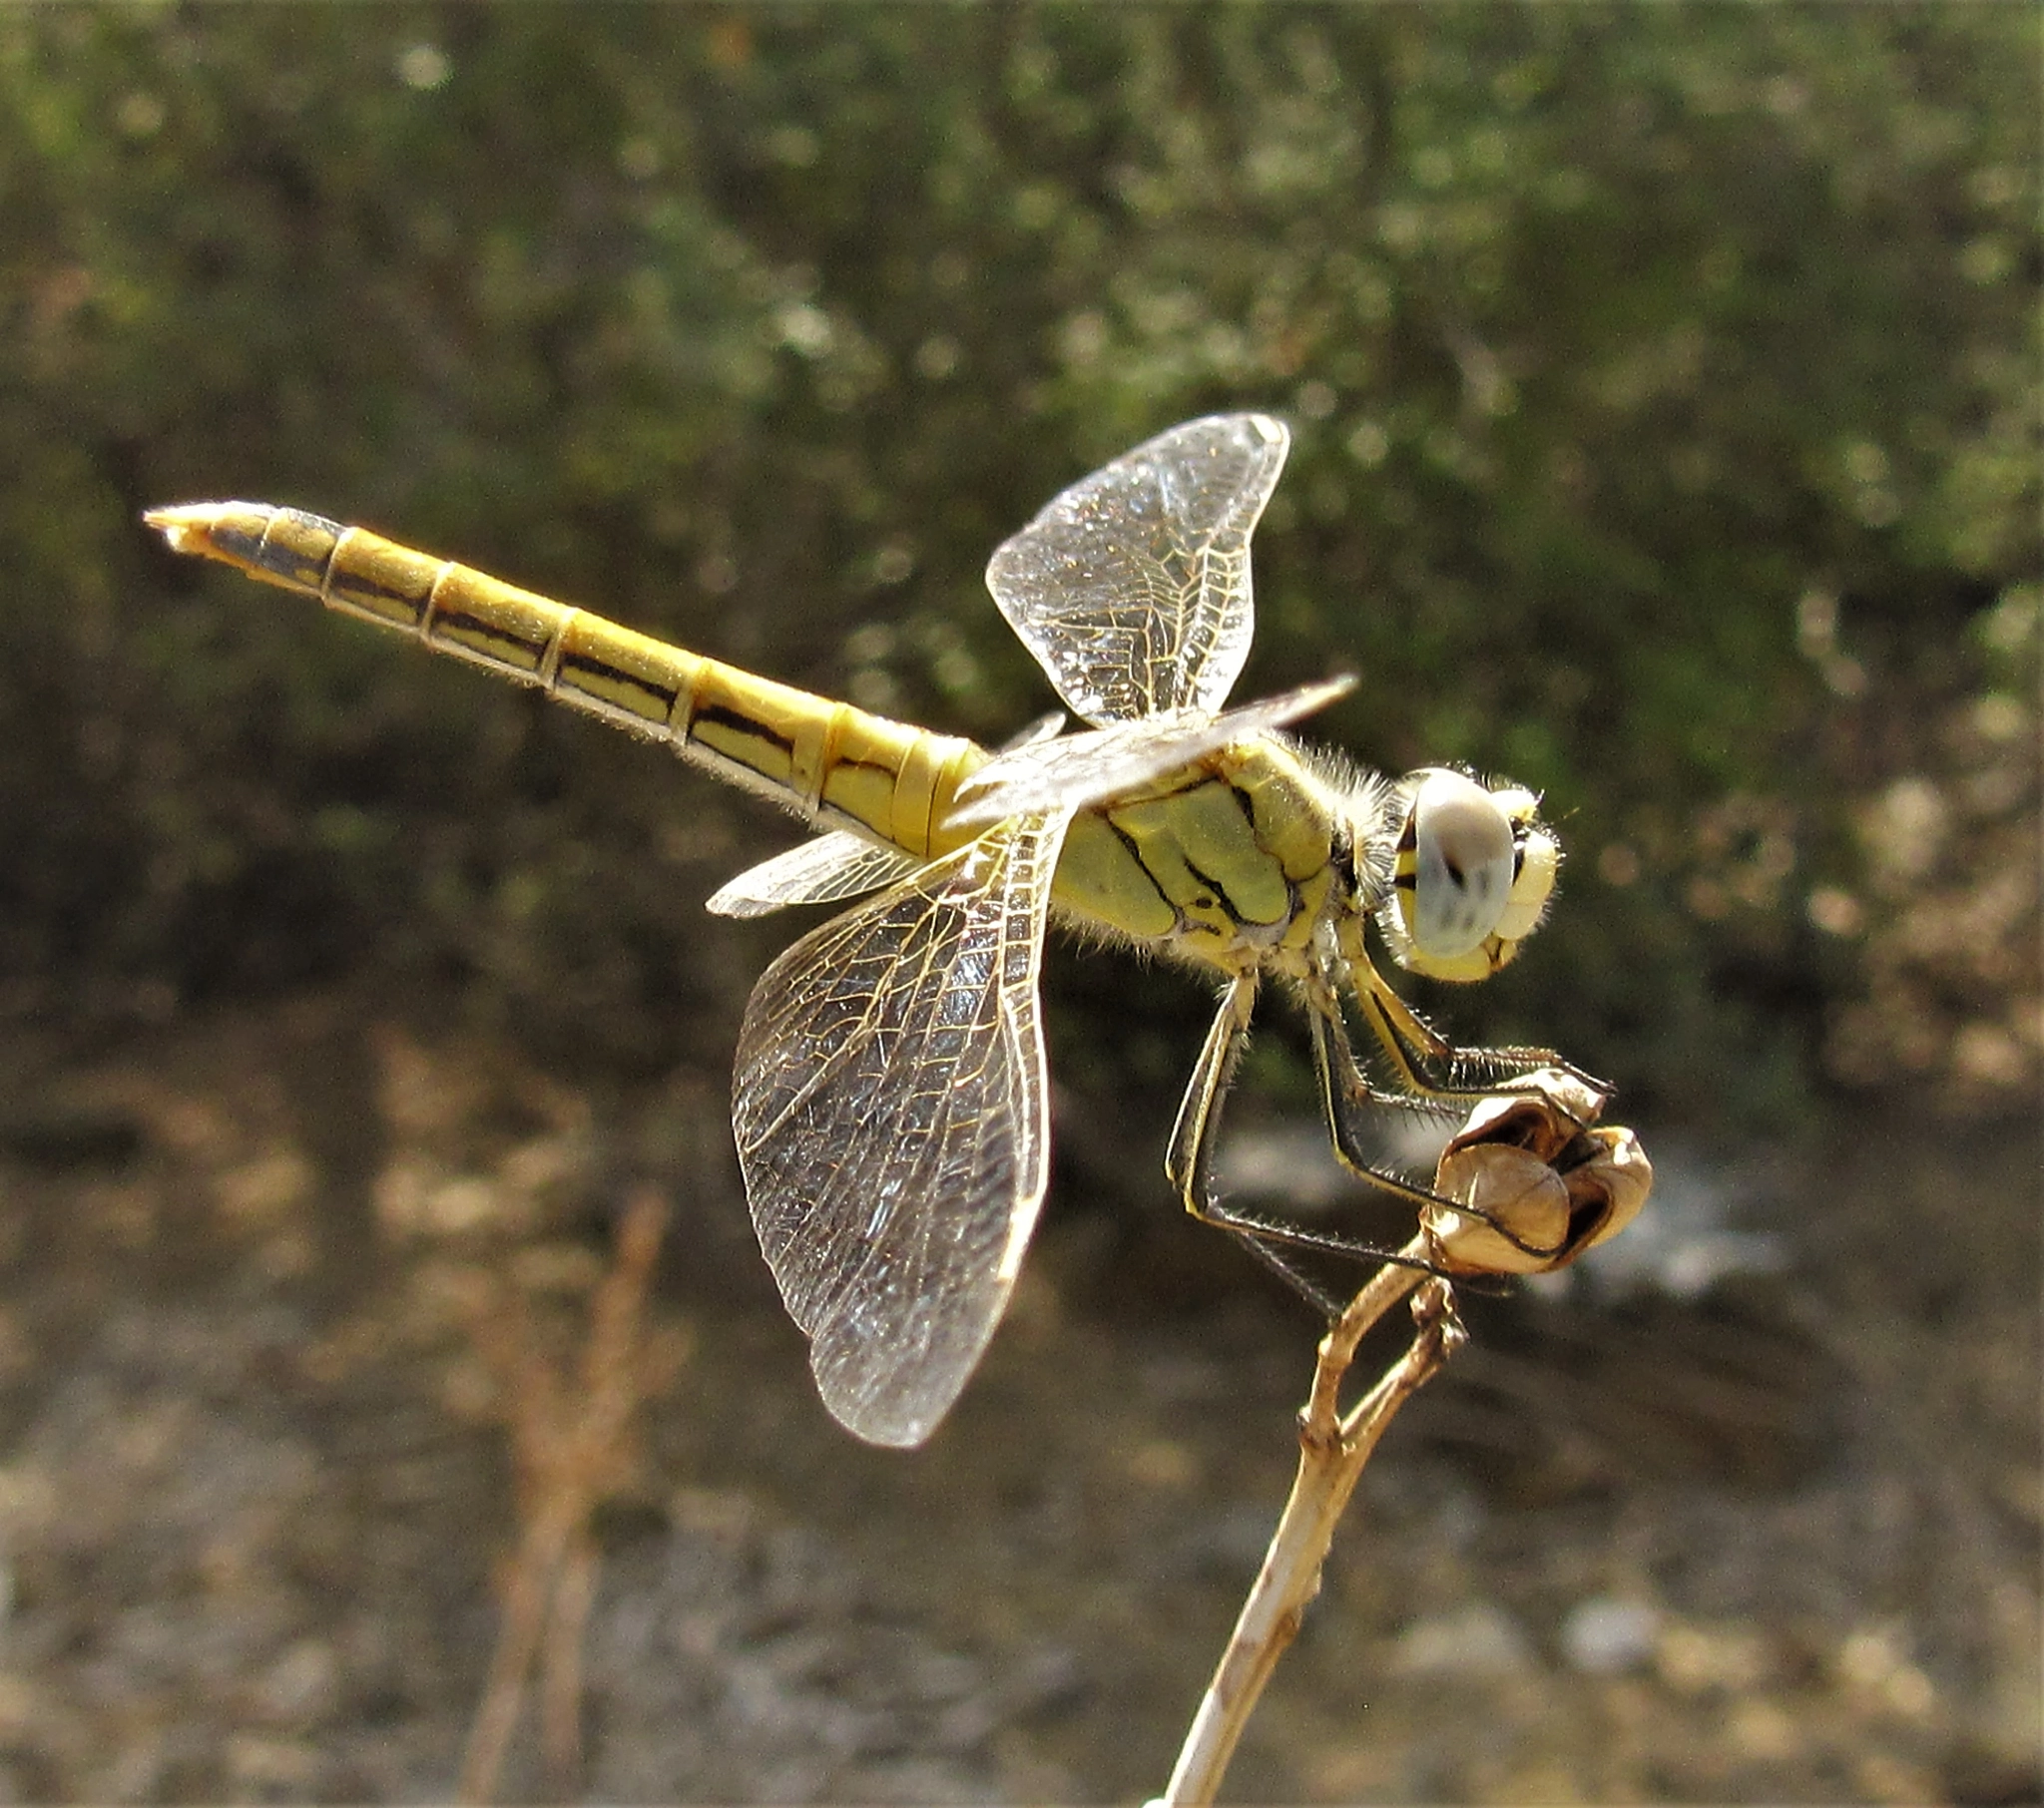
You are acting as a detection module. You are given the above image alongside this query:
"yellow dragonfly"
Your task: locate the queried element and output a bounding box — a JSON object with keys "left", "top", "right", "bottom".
{"left": 148, "top": 414, "right": 1593, "bottom": 1447}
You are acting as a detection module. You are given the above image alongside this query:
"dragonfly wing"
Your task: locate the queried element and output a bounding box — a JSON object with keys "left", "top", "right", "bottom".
{"left": 732, "top": 809, "right": 1071, "bottom": 1447}
{"left": 948, "top": 675, "right": 1354, "bottom": 828}
{"left": 986, "top": 413, "right": 1289, "bottom": 724}
{"left": 996, "top": 708, "right": 1070, "bottom": 753}
{"left": 707, "top": 831, "right": 925, "bottom": 918}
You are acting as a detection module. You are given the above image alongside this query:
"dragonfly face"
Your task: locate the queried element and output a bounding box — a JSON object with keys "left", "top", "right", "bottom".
{"left": 1381, "top": 767, "right": 1561, "bottom": 983}
{"left": 148, "top": 412, "right": 1607, "bottom": 1451}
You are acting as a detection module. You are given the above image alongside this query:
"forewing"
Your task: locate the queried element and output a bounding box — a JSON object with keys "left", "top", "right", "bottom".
{"left": 947, "top": 676, "right": 1354, "bottom": 828}
{"left": 706, "top": 831, "right": 925, "bottom": 918}
{"left": 986, "top": 414, "right": 1289, "bottom": 724}
{"left": 732, "top": 811, "right": 1070, "bottom": 1447}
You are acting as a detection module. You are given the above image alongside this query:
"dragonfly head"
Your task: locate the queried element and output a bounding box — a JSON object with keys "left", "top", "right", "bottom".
{"left": 1378, "top": 767, "right": 1559, "bottom": 983}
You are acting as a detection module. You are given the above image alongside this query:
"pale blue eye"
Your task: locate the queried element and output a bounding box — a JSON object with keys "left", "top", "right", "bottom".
{"left": 1411, "top": 770, "right": 1515, "bottom": 957}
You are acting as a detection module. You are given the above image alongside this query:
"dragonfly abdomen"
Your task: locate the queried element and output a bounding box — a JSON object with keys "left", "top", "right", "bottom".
{"left": 145, "top": 503, "right": 985, "bottom": 859}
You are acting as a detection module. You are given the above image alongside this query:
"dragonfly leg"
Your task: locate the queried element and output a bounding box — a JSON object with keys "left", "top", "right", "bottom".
{"left": 1335, "top": 917, "right": 1608, "bottom": 1107}
{"left": 1305, "top": 976, "right": 1461, "bottom": 1214}
{"left": 1167, "top": 972, "right": 1460, "bottom": 1315}
{"left": 1164, "top": 969, "right": 1259, "bottom": 1217}
{"left": 1304, "top": 974, "right": 1565, "bottom": 1269}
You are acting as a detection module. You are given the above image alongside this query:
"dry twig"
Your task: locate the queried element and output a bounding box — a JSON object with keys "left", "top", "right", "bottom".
{"left": 1163, "top": 1075, "right": 1652, "bottom": 1805}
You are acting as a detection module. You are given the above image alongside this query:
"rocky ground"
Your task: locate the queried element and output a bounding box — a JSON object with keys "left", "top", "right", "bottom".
{"left": 0, "top": 993, "right": 2035, "bottom": 1803}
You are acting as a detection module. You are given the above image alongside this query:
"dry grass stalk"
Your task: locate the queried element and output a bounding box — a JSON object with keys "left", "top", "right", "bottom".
{"left": 457, "top": 1185, "right": 688, "bottom": 1803}
{"left": 1162, "top": 1246, "right": 1451, "bottom": 1807}
{"left": 1163, "top": 1076, "right": 1652, "bottom": 1805}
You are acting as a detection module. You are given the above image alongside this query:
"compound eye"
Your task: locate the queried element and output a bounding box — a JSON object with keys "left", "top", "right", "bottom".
{"left": 1407, "top": 769, "right": 1516, "bottom": 959}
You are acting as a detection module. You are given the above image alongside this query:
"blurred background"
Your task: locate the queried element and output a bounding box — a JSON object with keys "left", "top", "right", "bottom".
{"left": 0, "top": 6, "right": 2035, "bottom": 1802}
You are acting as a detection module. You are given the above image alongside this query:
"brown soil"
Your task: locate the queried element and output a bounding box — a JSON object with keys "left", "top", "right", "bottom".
{"left": 0, "top": 993, "right": 2035, "bottom": 1803}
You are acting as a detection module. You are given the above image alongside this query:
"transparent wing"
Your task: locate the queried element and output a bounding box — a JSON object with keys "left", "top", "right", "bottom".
{"left": 704, "top": 714, "right": 1069, "bottom": 919}
{"left": 996, "top": 708, "right": 1070, "bottom": 753}
{"left": 706, "top": 831, "right": 925, "bottom": 919}
{"left": 732, "top": 810, "right": 1072, "bottom": 1447}
{"left": 947, "top": 676, "right": 1353, "bottom": 829}
{"left": 985, "top": 413, "right": 1289, "bottom": 725}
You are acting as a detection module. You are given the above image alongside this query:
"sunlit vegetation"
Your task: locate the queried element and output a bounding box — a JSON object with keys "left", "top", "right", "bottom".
{"left": 2, "top": 5, "right": 2033, "bottom": 1125}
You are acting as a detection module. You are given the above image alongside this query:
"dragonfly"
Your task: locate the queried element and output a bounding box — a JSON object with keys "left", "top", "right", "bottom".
{"left": 147, "top": 413, "right": 1596, "bottom": 1448}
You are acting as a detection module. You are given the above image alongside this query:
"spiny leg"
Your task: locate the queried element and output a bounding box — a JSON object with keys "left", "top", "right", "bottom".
{"left": 1165, "top": 973, "right": 1339, "bottom": 1311}
{"left": 1305, "top": 967, "right": 1565, "bottom": 1269}
{"left": 1335, "top": 916, "right": 1607, "bottom": 1107}
{"left": 1166, "top": 973, "right": 1459, "bottom": 1314}
{"left": 1305, "top": 973, "right": 1462, "bottom": 1213}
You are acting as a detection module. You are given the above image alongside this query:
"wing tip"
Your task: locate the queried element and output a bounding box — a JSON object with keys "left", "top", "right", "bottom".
{"left": 814, "top": 1346, "right": 956, "bottom": 1448}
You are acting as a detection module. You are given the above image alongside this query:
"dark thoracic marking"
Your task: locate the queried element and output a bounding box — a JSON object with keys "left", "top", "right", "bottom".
{"left": 1180, "top": 854, "right": 1249, "bottom": 927}
{"left": 1331, "top": 826, "right": 1361, "bottom": 896}
{"left": 692, "top": 702, "right": 793, "bottom": 755}
{"left": 1183, "top": 775, "right": 1261, "bottom": 838}
{"left": 1104, "top": 816, "right": 1176, "bottom": 914}
{"left": 558, "top": 650, "right": 681, "bottom": 713}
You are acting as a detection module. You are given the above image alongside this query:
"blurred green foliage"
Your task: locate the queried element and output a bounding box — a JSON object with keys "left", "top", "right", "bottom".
{"left": 2, "top": 4, "right": 2035, "bottom": 1126}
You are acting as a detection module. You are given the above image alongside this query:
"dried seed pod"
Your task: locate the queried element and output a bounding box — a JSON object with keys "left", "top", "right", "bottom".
{"left": 1423, "top": 1071, "right": 1653, "bottom": 1276}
